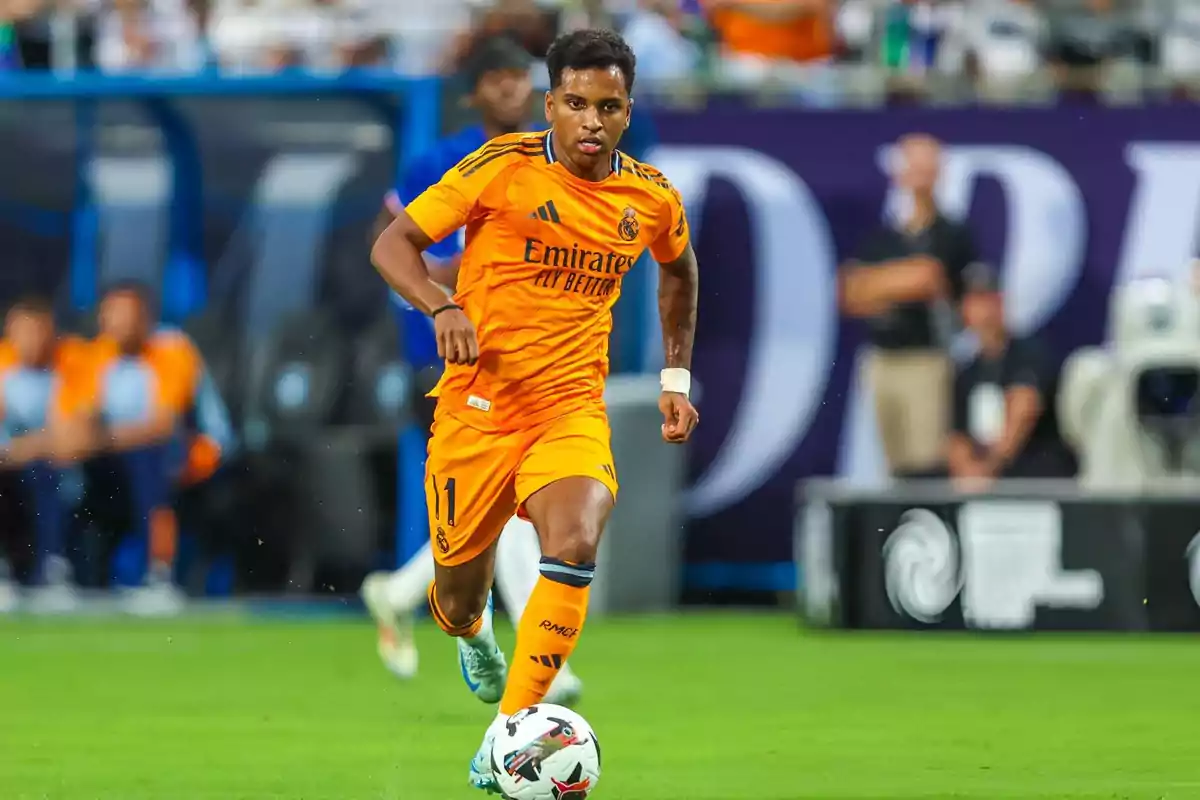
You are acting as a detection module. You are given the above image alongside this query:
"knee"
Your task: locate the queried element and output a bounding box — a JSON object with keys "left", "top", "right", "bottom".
{"left": 543, "top": 520, "right": 603, "bottom": 566}
{"left": 435, "top": 583, "right": 490, "bottom": 629}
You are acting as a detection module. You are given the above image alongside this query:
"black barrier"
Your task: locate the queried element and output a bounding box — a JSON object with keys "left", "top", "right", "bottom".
{"left": 797, "top": 480, "right": 1200, "bottom": 632}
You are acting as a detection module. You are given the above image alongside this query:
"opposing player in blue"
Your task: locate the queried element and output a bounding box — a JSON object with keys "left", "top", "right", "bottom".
{"left": 359, "top": 34, "right": 586, "bottom": 706}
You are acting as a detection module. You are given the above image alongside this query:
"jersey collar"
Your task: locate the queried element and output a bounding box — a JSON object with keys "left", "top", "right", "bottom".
{"left": 544, "top": 130, "right": 622, "bottom": 176}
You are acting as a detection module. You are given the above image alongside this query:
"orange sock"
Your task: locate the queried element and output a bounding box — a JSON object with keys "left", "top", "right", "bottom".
{"left": 500, "top": 557, "right": 594, "bottom": 715}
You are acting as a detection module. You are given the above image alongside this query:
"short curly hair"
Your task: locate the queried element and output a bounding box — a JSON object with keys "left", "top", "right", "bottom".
{"left": 546, "top": 28, "right": 637, "bottom": 94}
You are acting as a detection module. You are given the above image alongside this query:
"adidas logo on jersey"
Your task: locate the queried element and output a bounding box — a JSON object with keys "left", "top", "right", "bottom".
{"left": 529, "top": 200, "right": 562, "bottom": 224}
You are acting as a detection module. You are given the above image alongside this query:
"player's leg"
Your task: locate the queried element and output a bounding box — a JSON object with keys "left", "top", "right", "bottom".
{"left": 500, "top": 477, "right": 610, "bottom": 714}
{"left": 360, "top": 542, "right": 433, "bottom": 679}
{"left": 22, "top": 464, "right": 78, "bottom": 614}
{"left": 467, "top": 412, "right": 616, "bottom": 793}
{"left": 113, "top": 447, "right": 184, "bottom": 616}
{"left": 423, "top": 409, "right": 521, "bottom": 704}
{"left": 503, "top": 409, "right": 617, "bottom": 714}
{"left": 468, "top": 481, "right": 612, "bottom": 791}
{"left": 493, "top": 516, "right": 584, "bottom": 707}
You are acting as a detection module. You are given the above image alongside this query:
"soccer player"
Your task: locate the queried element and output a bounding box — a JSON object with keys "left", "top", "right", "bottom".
{"left": 371, "top": 28, "right": 699, "bottom": 793}
{"left": 359, "top": 33, "right": 584, "bottom": 706}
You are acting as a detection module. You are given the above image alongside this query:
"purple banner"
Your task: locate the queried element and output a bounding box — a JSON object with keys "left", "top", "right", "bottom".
{"left": 650, "top": 107, "right": 1200, "bottom": 582}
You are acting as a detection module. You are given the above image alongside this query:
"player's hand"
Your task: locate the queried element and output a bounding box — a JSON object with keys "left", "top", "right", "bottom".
{"left": 659, "top": 392, "right": 699, "bottom": 444}
{"left": 434, "top": 308, "right": 479, "bottom": 366}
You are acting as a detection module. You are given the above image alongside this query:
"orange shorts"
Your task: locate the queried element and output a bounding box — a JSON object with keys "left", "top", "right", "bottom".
{"left": 424, "top": 405, "right": 619, "bottom": 566}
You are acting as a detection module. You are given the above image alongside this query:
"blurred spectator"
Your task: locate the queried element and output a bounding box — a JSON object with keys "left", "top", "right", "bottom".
{"left": 834, "top": 0, "right": 874, "bottom": 63}
{"left": 1155, "top": 0, "right": 1200, "bottom": 94}
{"left": 66, "top": 282, "right": 230, "bottom": 614}
{"left": 6, "top": 0, "right": 98, "bottom": 70}
{"left": 840, "top": 133, "right": 978, "bottom": 478}
{"left": 1045, "top": 0, "right": 1141, "bottom": 90}
{"left": 622, "top": 0, "right": 701, "bottom": 84}
{"left": 948, "top": 263, "right": 1074, "bottom": 487}
{"left": 878, "top": 0, "right": 962, "bottom": 76}
{"left": 702, "top": 0, "right": 834, "bottom": 86}
{"left": 95, "top": 0, "right": 205, "bottom": 73}
{"left": 208, "top": 0, "right": 392, "bottom": 73}
{"left": 951, "top": 0, "right": 1045, "bottom": 87}
{"left": 447, "top": 0, "right": 559, "bottom": 74}
{"left": 0, "top": 296, "right": 91, "bottom": 612}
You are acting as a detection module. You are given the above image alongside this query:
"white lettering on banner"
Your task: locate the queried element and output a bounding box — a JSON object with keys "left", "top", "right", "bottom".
{"left": 649, "top": 146, "right": 838, "bottom": 517}
{"left": 1116, "top": 145, "right": 1200, "bottom": 289}
{"left": 882, "top": 509, "right": 961, "bottom": 623}
{"left": 957, "top": 501, "right": 1103, "bottom": 629}
{"left": 1187, "top": 532, "right": 1200, "bottom": 608}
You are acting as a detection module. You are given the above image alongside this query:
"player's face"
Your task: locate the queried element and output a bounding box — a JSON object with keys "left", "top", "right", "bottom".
{"left": 545, "top": 66, "right": 631, "bottom": 175}
{"left": 474, "top": 68, "right": 534, "bottom": 130}
{"left": 99, "top": 291, "right": 149, "bottom": 350}
{"left": 5, "top": 310, "right": 54, "bottom": 365}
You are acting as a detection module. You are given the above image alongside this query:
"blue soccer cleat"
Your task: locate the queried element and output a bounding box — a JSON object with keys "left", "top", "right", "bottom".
{"left": 457, "top": 593, "right": 508, "bottom": 704}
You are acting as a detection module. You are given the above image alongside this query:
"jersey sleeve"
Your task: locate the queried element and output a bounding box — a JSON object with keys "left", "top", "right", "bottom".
{"left": 405, "top": 140, "right": 521, "bottom": 247}
{"left": 398, "top": 151, "right": 464, "bottom": 261}
{"left": 650, "top": 186, "right": 691, "bottom": 265}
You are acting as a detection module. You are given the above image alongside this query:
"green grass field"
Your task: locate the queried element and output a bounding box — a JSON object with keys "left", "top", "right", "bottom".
{"left": 3, "top": 613, "right": 1200, "bottom": 799}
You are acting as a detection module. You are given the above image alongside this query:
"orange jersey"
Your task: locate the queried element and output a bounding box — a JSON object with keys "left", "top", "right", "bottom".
{"left": 0, "top": 336, "right": 93, "bottom": 426}
{"left": 405, "top": 130, "right": 691, "bottom": 432}
{"left": 68, "top": 330, "right": 203, "bottom": 421}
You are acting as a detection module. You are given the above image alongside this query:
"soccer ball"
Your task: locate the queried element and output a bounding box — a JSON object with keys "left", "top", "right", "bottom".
{"left": 490, "top": 704, "right": 601, "bottom": 800}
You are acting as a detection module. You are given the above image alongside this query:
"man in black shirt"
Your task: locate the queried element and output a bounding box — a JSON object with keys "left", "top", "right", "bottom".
{"left": 840, "top": 134, "right": 978, "bottom": 477}
{"left": 948, "top": 263, "right": 1076, "bottom": 485}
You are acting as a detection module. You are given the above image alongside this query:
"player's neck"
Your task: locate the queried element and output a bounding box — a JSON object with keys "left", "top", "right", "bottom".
{"left": 549, "top": 132, "right": 612, "bottom": 183}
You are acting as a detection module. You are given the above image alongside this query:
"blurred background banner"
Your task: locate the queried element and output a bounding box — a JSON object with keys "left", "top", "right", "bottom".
{"left": 799, "top": 481, "right": 1200, "bottom": 632}
{"left": 662, "top": 106, "right": 1200, "bottom": 588}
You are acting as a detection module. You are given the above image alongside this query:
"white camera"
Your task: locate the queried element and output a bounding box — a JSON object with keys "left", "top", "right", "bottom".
{"left": 1059, "top": 270, "right": 1200, "bottom": 488}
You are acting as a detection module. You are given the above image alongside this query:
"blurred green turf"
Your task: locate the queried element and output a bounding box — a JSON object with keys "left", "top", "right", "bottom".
{"left": 2, "top": 613, "right": 1200, "bottom": 799}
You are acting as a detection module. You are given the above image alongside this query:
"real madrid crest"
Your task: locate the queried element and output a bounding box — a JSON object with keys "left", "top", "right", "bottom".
{"left": 618, "top": 207, "right": 639, "bottom": 242}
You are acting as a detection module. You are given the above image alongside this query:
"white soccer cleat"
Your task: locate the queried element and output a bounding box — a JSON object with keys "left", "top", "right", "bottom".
{"left": 28, "top": 583, "right": 80, "bottom": 615}
{"left": 457, "top": 593, "right": 508, "bottom": 704}
{"left": 545, "top": 667, "right": 584, "bottom": 708}
{"left": 122, "top": 580, "right": 185, "bottom": 617}
{"left": 29, "top": 555, "right": 80, "bottom": 615}
{"left": 360, "top": 571, "right": 419, "bottom": 679}
{"left": 468, "top": 714, "right": 507, "bottom": 794}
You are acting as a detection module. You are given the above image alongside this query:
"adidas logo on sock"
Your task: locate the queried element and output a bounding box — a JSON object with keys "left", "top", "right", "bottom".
{"left": 529, "top": 200, "right": 562, "bottom": 224}
{"left": 530, "top": 654, "right": 564, "bottom": 669}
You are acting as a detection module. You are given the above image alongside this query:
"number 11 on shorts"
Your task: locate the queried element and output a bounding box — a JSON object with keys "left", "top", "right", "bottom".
{"left": 433, "top": 475, "right": 457, "bottom": 527}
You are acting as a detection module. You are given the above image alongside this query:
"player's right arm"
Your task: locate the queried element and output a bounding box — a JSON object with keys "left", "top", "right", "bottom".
{"left": 373, "top": 207, "right": 479, "bottom": 365}
{"left": 377, "top": 186, "right": 462, "bottom": 291}
{"left": 373, "top": 134, "right": 537, "bottom": 364}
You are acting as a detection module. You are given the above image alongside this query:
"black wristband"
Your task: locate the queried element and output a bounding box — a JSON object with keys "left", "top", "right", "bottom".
{"left": 430, "top": 303, "right": 462, "bottom": 318}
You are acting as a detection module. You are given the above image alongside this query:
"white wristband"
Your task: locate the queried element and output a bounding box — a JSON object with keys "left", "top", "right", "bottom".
{"left": 660, "top": 368, "right": 691, "bottom": 397}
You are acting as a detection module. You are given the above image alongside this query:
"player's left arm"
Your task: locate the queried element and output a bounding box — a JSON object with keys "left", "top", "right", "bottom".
{"left": 652, "top": 189, "right": 700, "bottom": 444}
